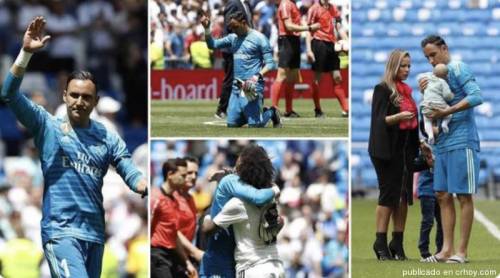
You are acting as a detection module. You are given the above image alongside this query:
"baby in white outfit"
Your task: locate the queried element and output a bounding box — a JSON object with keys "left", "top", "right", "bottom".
{"left": 417, "top": 64, "right": 454, "bottom": 144}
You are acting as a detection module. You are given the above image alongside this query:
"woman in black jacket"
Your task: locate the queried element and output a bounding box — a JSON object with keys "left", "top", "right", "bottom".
{"left": 368, "top": 49, "right": 420, "bottom": 261}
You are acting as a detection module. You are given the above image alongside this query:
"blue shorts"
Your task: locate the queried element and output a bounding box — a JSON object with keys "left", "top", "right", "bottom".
{"left": 43, "top": 237, "right": 104, "bottom": 278}
{"left": 227, "top": 86, "right": 273, "bottom": 128}
{"left": 434, "top": 148, "right": 479, "bottom": 194}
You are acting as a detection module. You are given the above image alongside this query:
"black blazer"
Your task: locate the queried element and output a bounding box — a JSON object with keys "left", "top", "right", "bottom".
{"left": 368, "top": 83, "right": 419, "bottom": 161}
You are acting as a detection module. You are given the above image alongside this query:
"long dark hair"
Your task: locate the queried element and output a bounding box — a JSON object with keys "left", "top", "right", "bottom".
{"left": 236, "top": 144, "right": 275, "bottom": 189}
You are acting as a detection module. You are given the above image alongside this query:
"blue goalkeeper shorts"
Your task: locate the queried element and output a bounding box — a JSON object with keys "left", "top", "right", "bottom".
{"left": 43, "top": 237, "right": 104, "bottom": 278}
{"left": 434, "top": 148, "right": 479, "bottom": 194}
{"left": 227, "top": 90, "right": 273, "bottom": 128}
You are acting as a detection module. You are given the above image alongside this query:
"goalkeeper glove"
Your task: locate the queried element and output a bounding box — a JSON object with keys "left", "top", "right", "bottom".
{"left": 237, "top": 74, "right": 262, "bottom": 102}
{"left": 259, "top": 202, "right": 284, "bottom": 245}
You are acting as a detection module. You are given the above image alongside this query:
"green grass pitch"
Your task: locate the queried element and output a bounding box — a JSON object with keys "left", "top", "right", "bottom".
{"left": 150, "top": 99, "right": 348, "bottom": 137}
{"left": 352, "top": 199, "right": 500, "bottom": 278}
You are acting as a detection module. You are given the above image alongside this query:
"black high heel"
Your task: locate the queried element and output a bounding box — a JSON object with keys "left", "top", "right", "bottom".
{"left": 389, "top": 232, "right": 408, "bottom": 261}
{"left": 373, "top": 240, "right": 392, "bottom": 261}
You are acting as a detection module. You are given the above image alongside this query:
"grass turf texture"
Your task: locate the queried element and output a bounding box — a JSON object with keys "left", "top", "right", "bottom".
{"left": 352, "top": 199, "right": 500, "bottom": 278}
{"left": 151, "top": 99, "right": 348, "bottom": 137}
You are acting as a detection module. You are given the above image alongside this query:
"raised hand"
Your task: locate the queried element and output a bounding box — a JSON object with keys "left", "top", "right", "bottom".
{"left": 23, "top": 16, "right": 51, "bottom": 53}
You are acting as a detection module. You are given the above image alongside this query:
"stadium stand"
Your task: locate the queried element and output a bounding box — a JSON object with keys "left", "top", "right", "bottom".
{"left": 0, "top": 0, "right": 148, "bottom": 155}
{"left": 150, "top": 0, "right": 350, "bottom": 69}
{"left": 351, "top": 0, "right": 500, "bottom": 198}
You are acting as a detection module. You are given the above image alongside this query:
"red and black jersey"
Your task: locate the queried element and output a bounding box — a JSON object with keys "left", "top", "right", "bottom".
{"left": 151, "top": 188, "right": 179, "bottom": 249}
{"left": 277, "top": 0, "right": 301, "bottom": 36}
{"left": 307, "top": 3, "right": 341, "bottom": 43}
{"left": 173, "top": 190, "right": 197, "bottom": 241}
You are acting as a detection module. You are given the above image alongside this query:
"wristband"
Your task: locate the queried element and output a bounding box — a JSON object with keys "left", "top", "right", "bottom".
{"left": 14, "top": 49, "right": 33, "bottom": 68}
{"left": 271, "top": 185, "right": 280, "bottom": 196}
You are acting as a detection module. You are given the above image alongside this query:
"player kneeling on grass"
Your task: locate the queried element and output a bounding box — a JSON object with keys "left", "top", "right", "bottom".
{"left": 201, "top": 12, "right": 282, "bottom": 128}
{"left": 1, "top": 17, "right": 147, "bottom": 278}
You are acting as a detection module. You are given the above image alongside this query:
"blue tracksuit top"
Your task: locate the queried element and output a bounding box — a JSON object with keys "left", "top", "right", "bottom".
{"left": 1, "top": 72, "right": 143, "bottom": 245}
{"left": 434, "top": 60, "right": 482, "bottom": 153}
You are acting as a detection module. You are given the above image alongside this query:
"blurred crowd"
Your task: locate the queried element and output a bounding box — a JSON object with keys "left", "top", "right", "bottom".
{"left": 150, "top": 140, "right": 349, "bottom": 278}
{"left": 0, "top": 1, "right": 148, "bottom": 277}
{"left": 0, "top": 0, "right": 148, "bottom": 157}
{"left": 150, "top": 0, "right": 350, "bottom": 69}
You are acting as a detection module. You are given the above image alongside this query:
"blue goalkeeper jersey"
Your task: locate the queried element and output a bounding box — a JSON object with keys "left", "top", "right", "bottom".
{"left": 434, "top": 60, "right": 483, "bottom": 153}
{"left": 1, "top": 73, "right": 143, "bottom": 245}
{"left": 200, "top": 174, "right": 275, "bottom": 277}
{"left": 207, "top": 29, "right": 276, "bottom": 93}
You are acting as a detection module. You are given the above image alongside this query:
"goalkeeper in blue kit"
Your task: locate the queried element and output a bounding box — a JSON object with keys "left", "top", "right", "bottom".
{"left": 0, "top": 17, "right": 147, "bottom": 277}
{"left": 201, "top": 12, "right": 282, "bottom": 128}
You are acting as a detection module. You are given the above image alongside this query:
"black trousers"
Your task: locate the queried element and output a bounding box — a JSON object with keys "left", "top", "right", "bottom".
{"left": 151, "top": 247, "right": 187, "bottom": 278}
{"left": 217, "top": 52, "right": 234, "bottom": 114}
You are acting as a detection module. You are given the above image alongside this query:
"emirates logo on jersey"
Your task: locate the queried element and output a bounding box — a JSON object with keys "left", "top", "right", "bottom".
{"left": 62, "top": 151, "right": 103, "bottom": 178}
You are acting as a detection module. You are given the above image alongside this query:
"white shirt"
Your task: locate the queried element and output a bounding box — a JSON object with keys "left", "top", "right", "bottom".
{"left": 213, "top": 197, "right": 281, "bottom": 272}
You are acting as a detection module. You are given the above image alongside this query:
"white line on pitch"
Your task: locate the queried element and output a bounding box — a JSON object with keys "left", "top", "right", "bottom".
{"left": 475, "top": 209, "right": 500, "bottom": 241}
{"left": 203, "top": 120, "right": 226, "bottom": 126}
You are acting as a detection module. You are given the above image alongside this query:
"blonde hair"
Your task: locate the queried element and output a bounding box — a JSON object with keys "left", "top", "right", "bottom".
{"left": 381, "top": 49, "right": 410, "bottom": 107}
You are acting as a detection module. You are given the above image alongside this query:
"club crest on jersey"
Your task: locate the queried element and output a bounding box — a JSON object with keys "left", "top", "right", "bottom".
{"left": 89, "top": 144, "right": 107, "bottom": 157}
{"left": 60, "top": 122, "right": 72, "bottom": 143}
{"left": 60, "top": 122, "right": 71, "bottom": 135}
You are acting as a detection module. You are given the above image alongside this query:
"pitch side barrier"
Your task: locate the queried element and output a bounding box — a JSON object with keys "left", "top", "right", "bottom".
{"left": 151, "top": 69, "right": 349, "bottom": 100}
